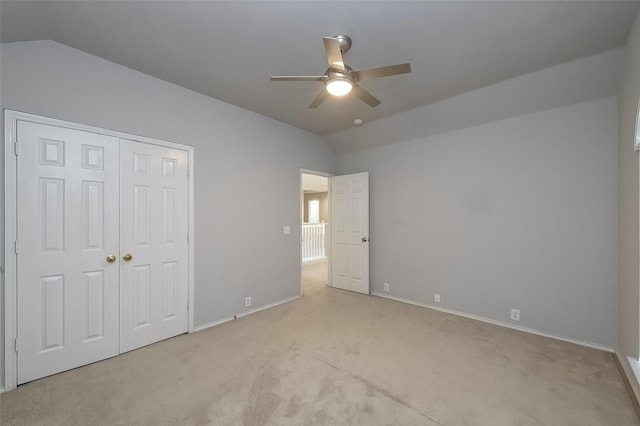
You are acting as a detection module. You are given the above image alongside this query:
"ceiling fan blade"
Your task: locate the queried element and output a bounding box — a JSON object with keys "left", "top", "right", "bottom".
{"left": 353, "top": 63, "right": 411, "bottom": 82}
{"left": 323, "top": 37, "right": 346, "bottom": 72}
{"left": 270, "top": 75, "right": 325, "bottom": 81}
{"left": 308, "top": 89, "right": 329, "bottom": 109}
{"left": 351, "top": 85, "right": 381, "bottom": 107}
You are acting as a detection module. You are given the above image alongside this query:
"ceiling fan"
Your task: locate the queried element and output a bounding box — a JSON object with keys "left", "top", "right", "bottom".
{"left": 270, "top": 35, "right": 411, "bottom": 109}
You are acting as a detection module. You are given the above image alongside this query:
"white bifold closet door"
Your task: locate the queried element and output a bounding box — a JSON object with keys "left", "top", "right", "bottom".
{"left": 119, "top": 139, "right": 189, "bottom": 352}
{"left": 16, "top": 122, "right": 189, "bottom": 384}
{"left": 17, "top": 122, "right": 120, "bottom": 384}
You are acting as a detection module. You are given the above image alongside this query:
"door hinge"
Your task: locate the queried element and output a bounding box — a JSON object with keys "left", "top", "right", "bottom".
{"left": 14, "top": 240, "right": 19, "bottom": 254}
{"left": 14, "top": 338, "right": 19, "bottom": 352}
{"left": 14, "top": 141, "right": 18, "bottom": 156}
{"left": 187, "top": 232, "right": 190, "bottom": 243}
{"left": 187, "top": 166, "right": 191, "bottom": 177}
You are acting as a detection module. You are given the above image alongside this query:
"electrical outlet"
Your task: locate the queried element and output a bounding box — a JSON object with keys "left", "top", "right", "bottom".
{"left": 384, "top": 282, "right": 390, "bottom": 292}
{"left": 434, "top": 293, "right": 440, "bottom": 303}
{"left": 510, "top": 308, "right": 520, "bottom": 321}
{"left": 245, "top": 297, "right": 252, "bottom": 308}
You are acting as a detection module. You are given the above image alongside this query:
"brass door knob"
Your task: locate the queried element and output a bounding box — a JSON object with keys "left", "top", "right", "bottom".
{"left": 106, "top": 255, "right": 117, "bottom": 263}
{"left": 123, "top": 253, "right": 133, "bottom": 261}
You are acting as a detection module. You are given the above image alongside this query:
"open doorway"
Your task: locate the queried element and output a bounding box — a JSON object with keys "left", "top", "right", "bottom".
{"left": 300, "top": 170, "right": 331, "bottom": 295}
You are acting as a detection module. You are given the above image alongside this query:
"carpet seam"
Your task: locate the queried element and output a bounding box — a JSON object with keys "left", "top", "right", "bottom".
{"left": 292, "top": 344, "right": 444, "bottom": 425}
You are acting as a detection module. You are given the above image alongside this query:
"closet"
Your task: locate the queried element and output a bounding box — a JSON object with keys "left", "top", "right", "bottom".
{"left": 10, "top": 116, "right": 191, "bottom": 385}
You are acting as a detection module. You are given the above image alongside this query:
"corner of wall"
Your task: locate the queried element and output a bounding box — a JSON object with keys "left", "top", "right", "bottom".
{"left": 617, "top": 8, "right": 640, "bottom": 407}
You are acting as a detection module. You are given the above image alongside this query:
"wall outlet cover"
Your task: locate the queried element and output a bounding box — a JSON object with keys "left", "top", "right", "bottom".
{"left": 245, "top": 297, "right": 252, "bottom": 307}
{"left": 434, "top": 293, "right": 441, "bottom": 303}
{"left": 384, "top": 283, "right": 390, "bottom": 292}
{"left": 510, "top": 308, "right": 520, "bottom": 321}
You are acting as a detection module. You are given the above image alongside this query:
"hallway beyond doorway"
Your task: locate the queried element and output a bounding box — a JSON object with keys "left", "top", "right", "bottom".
{"left": 302, "top": 258, "right": 328, "bottom": 295}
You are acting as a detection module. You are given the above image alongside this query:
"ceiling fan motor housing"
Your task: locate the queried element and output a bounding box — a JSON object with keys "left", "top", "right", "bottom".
{"left": 333, "top": 35, "right": 352, "bottom": 53}
{"left": 326, "top": 66, "right": 356, "bottom": 83}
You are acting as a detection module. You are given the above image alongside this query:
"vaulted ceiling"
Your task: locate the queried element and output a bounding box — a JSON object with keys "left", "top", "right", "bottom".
{"left": 2, "top": 1, "right": 639, "bottom": 137}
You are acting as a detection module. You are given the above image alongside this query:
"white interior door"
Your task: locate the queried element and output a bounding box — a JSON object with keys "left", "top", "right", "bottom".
{"left": 120, "top": 139, "right": 189, "bottom": 352}
{"left": 17, "top": 121, "right": 120, "bottom": 384}
{"left": 331, "top": 172, "right": 369, "bottom": 294}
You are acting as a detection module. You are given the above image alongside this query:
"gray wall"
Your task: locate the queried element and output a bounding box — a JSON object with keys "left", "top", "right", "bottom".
{"left": 336, "top": 93, "right": 619, "bottom": 347}
{"left": 618, "top": 11, "right": 640, "bottom": 373}
{"left": 0, "top": 40, "right": 335, "bottom": 388}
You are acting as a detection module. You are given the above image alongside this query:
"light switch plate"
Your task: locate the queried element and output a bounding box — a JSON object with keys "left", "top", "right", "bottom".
{"left": 283, "top": 226, "right": 291, "bottom": 235}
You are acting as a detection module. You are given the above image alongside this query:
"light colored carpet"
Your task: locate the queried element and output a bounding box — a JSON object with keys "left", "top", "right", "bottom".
{"left": 301, "top": 258, "right": 329, "bottom": 296}
{"left": 1, "top": 262, "right": 637, "bottom": 425}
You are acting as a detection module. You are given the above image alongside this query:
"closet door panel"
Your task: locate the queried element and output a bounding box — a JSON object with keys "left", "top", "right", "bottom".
{"left": 17, "top": 121, "right": 120, "bottom": 384}
{"left": 120, "top": 139, "right": 189, "bottom": 352}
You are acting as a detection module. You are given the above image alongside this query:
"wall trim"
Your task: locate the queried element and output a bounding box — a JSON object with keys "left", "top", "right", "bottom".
{"left": 193, "top": 316, "right": 235, "bottom": 333}
{"left": 372, "top": 292, "right": 615, "bottom": 353}
{"left": 193, "top": 295, "right": 301, "bottom": 332}
{"left": 634, "top": 97, "right": 640, "bottom": 151}
{"left": 3, "top": 109, "right": 196, "bottom": 392}
{"left": 236, "top": 295, "right": 300, "bottom": 319}
{"left": 615, "top": 352, "right": 640, "bottom": 418}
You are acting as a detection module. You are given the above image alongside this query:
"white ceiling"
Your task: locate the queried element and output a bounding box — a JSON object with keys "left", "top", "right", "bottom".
{"left": 1, "top": 1, "right": 639, "bottom": 136}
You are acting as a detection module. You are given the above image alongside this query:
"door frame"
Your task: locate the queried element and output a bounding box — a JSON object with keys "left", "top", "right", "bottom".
{"left": 300, "top": 169, "right": 333, "bottom": 294}
{"left": 3, "top": 110, "right": 196, "bottom": 391}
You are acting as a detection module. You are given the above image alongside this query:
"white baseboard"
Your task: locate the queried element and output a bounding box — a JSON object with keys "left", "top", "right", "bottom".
{"left": 0, "top": 387, "right": 4, "bottom": 394}
{"left": 236, "top": 295, "right": 300, "bottom": 319}
{"left": 617, "top": 352, "right": 640, "bottom": 406}
{"left": 192, "top": 295, "right": 301, "bottom": 332}
{"left": 372, "top": 292, "right": 614, "bottom": 353}
{"left": 192, "top": 315, "right": 235, "bottom": 332}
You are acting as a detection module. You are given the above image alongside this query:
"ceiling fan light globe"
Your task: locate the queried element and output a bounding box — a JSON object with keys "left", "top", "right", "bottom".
{"left": 326, "top": 78, "right": 353, "bottom": 96}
